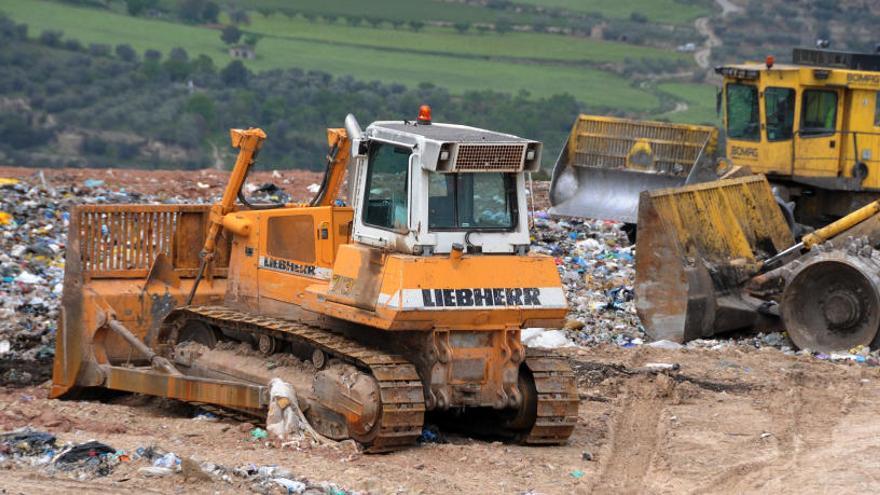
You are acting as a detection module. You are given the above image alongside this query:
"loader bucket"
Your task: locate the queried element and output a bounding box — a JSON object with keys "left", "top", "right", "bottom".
{"left": 549, "top": 115, "right": 718, "bottom": 223}
{"left": 634, "top": 175, "right": 795, "bottom": 342}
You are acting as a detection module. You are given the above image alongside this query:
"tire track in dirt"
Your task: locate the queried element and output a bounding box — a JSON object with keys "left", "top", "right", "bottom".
{"left": 690, "top": 369, "right": 852, "bottom": 493}
{"left": 592, "top": 379, "right": 665, "bottom": 494}
{"left": 0, "top": 471, "right": 169, "bottom": 494}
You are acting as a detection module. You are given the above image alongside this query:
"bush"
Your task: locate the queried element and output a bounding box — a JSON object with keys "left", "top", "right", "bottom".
{"left": 220, "top": 60, "right": 249, "bottom": 86}
{"left": 220, "top": 25, "right": 241, "bottom": 45}
{"left": 115, "top": 44, "right": 137, "bottom": 62}
{"left": 38, "top": 30, "right": 63, "bottom": 47}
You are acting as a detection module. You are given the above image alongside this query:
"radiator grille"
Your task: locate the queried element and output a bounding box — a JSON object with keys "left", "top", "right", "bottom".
{"left": 454, "top": 144, "right": 525, "bottom": 172}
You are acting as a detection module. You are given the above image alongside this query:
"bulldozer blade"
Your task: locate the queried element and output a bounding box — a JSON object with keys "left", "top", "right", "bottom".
{"left": 548, "top": 114, "right": 718, "bottom": 223}
{"left": 548, "top": 166, "right": 686, "bottom": 223}
{"left": 635, "top": 175, "right": 795, "bottom": 342}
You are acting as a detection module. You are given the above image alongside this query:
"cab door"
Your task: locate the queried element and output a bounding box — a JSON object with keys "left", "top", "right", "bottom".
{"left": 760, "top": 86, "right": 796, "bottom": 174}
{"left": 794, "top": 87, "right": 844, "bottom": 177}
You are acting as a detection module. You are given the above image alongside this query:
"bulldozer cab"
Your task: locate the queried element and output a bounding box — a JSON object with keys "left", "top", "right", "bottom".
{"left": 719, "top": 48, "right": 880, "bottom": 191}
{"left": 347, "top": 115, "right": 542, "bottom": 255}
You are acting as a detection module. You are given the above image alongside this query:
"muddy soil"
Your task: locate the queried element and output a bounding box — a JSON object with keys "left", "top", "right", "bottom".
{"left": 2, "top": 345, "right": 879, "bottom": 494}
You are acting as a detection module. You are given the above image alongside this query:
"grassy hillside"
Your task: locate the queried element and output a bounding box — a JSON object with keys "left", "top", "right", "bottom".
{"left": 517, "top": 0, "right": 711, "bottom": 24}
{"left": 173, "top": 0, "right": 541, "bottom": 24}
{"left": 1, "top": 0, "right": 666, "bottom": 110}
{"left": 655, "top": 82, "right": 718, "bottom": 125}
{"left": 246, "top": 13, "right": 687, "bottom": 64}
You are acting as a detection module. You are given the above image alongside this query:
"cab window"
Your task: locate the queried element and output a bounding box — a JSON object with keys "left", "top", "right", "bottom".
{"left": 801, "top": 89, "right": 837, "bottom": 136}
{"left": 363, "top": 142, "right": 409, "bottom": 231}
{"left": 765, "top": 87, "right": 795, "bottom": 141}
{"left": 428, "top": 172, "right": 516, "bottom": 230}
{"left": 726, "top": 83, "right": 759, "bottom": 141}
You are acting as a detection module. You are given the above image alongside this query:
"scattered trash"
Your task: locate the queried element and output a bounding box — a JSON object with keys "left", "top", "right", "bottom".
{"left": 647, "top": 340, "right": 683, "bottom": 350}
{"left": 139, "top": 466, "right": 175, "bottom": 477}
{"left": 644, "top": 363, "right": 680, "bottom": 371}
{"left": 0, "top": 428, "right": 56, "bottom": 455}
{"left": 192, "top": 412, "right": 218, "bottom": 422}
{"left": 251, "top": 427, "right": 269, "bottom": 440}
{"left": 0, "top": 211, "right": 11, "bottom": 226}
{"left": 152, "top": 452, "right": 181, "bottom": 469}
{"left": 418, "top": 425, "right": 446, "bottom": 444}
{"left": 307, "top": 183, "right": 321, "bottom": 193}
{"left": 272, "top": 477, "right": 307, "bottom": 493}
{"left": 521, "top": 328, "right": 576, "bottom": 348}
{"left": 266, "top": 378, "right": 333, "bottom": 444}
{"left": 55, "top": 440, "right": 115, "bottom": 464}
{"left": 571, "top": 469, "right": 585, "bottom": 479}
{"left": 82, "top": 179, "right": 105, "bottom": 188}
{"left": 0, "top": 340, "right": 9, "bottom": 355}
{"left": 581, "top": 451, "right": 593, "bottom": 461}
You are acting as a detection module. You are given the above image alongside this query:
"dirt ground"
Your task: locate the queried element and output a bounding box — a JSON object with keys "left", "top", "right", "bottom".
{"left": 0, "top": 165, "right": 326, "bottom": 202}
{"left": 2, "top": 345, "right": 880, "bottom": 494}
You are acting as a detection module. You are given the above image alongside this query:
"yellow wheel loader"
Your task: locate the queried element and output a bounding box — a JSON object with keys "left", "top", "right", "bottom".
{"left": 635, "top": 173, "right": 880, "bottom": 352}
{"left": 52, "top": 108, "right": 578, "bottom": 452}
{"left": 550, "top": 47, "right": 880, "bottom": 230}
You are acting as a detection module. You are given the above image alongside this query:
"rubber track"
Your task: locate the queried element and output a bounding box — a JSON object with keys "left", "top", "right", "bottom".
{"left": 167, "top": 305, "right": 426, "bottom": 453}
{"left": 520, "top": 348, "right": 579, "bottom": 444}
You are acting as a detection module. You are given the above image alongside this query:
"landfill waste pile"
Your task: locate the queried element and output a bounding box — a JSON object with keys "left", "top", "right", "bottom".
{"left": 529, "top": 211, "right": 642, "bottom": 347}
{"left": 0, "top": 427, "right": 351, "bottom": 493}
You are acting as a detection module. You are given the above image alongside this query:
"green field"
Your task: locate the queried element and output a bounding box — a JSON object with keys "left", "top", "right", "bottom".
{"left": 655, "top": 82, "right": 719, "bottom": 124}
{"left": 0, "top": 0, "right": 665, "bottom": 110}
{"left": 517, "top": 0, "right": 711, "bottom": 24}
{"left": 247, "top": 12, "right": 688, "bottom": 64}
{"left": 166, "top": 0, "right": 541, "bottom": 24}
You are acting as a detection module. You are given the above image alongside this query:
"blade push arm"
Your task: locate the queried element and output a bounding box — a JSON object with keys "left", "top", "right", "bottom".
{"left": 764, "top": 199, "right": 880, "bottom": 267}
{"left": 186, "top": 128, "right": 266, "bottom": 304}
{"left": 310, "top": 128, "right": 351, "bottom": 207}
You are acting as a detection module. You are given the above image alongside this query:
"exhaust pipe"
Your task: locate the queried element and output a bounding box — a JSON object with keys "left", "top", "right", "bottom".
{"left": 345, "top": 114, "right": 363, "bottom": 142}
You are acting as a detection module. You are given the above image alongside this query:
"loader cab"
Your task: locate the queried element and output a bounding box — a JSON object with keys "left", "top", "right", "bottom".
{"left": 346, "top": 113, "right": 542, "bottom": 255}
{"left": 719, "top": 48, "right": 880, "bottom": 191}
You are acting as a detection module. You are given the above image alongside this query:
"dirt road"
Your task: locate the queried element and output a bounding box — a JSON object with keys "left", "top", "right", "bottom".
{"left": 694, "top": 0, "right": 742, "bottom": 69}
{"left": 2, "top": 344, "right": 879, "bottom": 494}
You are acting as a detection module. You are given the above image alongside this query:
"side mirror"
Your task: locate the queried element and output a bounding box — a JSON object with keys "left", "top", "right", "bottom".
{"left": 716, "top": 88, "right": 722, "bottom": 117}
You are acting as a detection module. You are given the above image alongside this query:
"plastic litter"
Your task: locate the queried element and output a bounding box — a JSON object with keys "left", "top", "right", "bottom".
{"left": 272, "top": 478, "right": 307, "bottom": 493}
{"left": 266, "top": 378, "right": 334, "bottom": 445}
{"left": 192, "top": 412, "right": 218, "bottom": 421}
{"left": 251, "top": 427, "right": 269, "bottom": 440}
{"left": 152, "top": 452, "right": 181, "bottom": 469}
{"left": 83, "top": 179, "right": 105, "bottom": 188}
{"left": 644, "top": 362, "right": 680, "bottom": 371}
{"left": 521, "top": 328, "right": 575, "bottom": 348}
{"left": 417, "top": 425, "right": 446, "bottom": 444}
{"left": 139, "top": 466, "right": 175, "bottom": 477}
{"left": 647, "top": 340, "right": 683, "bottom": 350}
{"left": 571, "top": 469, "right": 585, "bottom": 479}
{"left": 0, "top": 428, "right": 57, "bottom": 455}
